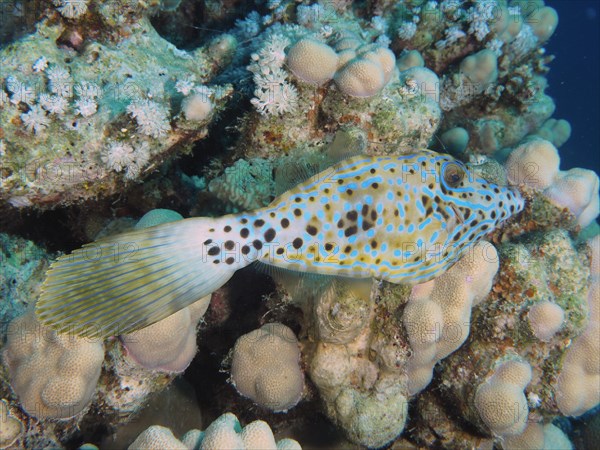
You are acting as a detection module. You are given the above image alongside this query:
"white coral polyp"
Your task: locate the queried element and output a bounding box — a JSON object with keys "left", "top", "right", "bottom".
{"left": 53, "top": 0, "right": 89, "bottom": 19}
{"left": 39, "top": 93, "right": 69, "bottom": 115}
{"left": 21, "top": 105, "right": 50, "bottom": 134}
{"left": 75, "top": 97, "right": 97, "bottom": 117}
{"left": 127, "top": 99, "right": 171, "bottom": 138}
{"left": 102, "top": 143, "right": 136, "bottom": 173}
{"left": 251, "top": 82, "right": 298, "bottom": 116}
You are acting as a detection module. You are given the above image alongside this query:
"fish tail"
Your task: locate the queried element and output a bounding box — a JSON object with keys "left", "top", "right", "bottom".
{"left": 36, "top": 216, "right": 250, "bottom": 338}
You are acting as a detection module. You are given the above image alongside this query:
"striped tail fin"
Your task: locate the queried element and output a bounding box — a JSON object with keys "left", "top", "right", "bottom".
{"left": 36, "top": 217, "right": 249, "bottom": 338}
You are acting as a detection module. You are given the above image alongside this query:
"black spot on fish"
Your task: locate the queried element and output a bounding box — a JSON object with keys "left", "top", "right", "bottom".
{"left": 224, "top": 226, "right": 231, "bottom": 232}
{"left": 294, "top": 209, "right": 302, "bottom": 217}
{"left": 264, "top": 228, "right": 276, "bottom": 242}
{"left": 226, "top": 257, "right": 235, "bottom": 265}
{"left": 276, "top": 248, "right": 284, "bottom": 255}
{"left": 325, "top": 243, "right": 334, "bottom": 251}
{"left": 370, "top": 168, "right": 376, "bottom": 174}
{"left": 325, "top": 204, "right": 331, "bottom": 210}
{"left": 337, "top": 219, "right": 345, "bottom": 228}
{"left": 337, "top": 179, "right": 344, "bottom": 184}
{"left": 224, "top": 240, "right": 235, "bottom": 250}
{"left": 491, "top": 211, "right": 496, "bottom": 219}
{"left": 204, "top": 239, "right": 213, "bottom": 245}
{"left": 213, "top": 260, "right": 219, "bottom": 264}
{"left": 344, "top": 245, "right": 351, "bottom": 253}
{"left": 346, "top": 189, "right": 353, "bottom": 196}
{"left": 346, "top": 211, "right": 358, "bottom": 221}
{"left": 371, "top": 182, "right": 379, "bottom": 189}
{"left": 361, "top": 205, "right": 369, "bottom": 216}
{"left": 253, "top": 240, "right": 263, "bottom": 250}
{"left": 254, "top": 219, "right": 265, "bottom": 227}
{"left": 293, "top": 238, "right": 303, "bottom": 249}
{"left": 485, "top": 195, "right": 492, "bottom": 201}
{"left": 370, "top": 210, "right": 377, "bottom": 221}
{"left": 281, "top": 218, "right": 289, "bottom": 228}
{"left": 208, "top": 246, "right": 220, "bottom": 256}
{"left": 371, "top": 240, "right": 377, "bottom": 248}
{"left": 345, "top": 226, "right": 357, "bottom": 237}
{"left": 242, "top": 245, "right": 250, "bottom": 255}
{"left": 306, "top": 225, "right": 317, "bottom": 236}
{"left": 270, "top": 212, "right": 276, "bottom": 217}
{"left": 362, "top": 221, "right": 373, "bottom": 231}
{"left": 240, "top": 228, "right": 249, "bottom": 238}
{"left": 241, "top": 218, "right": 248, "bottom": 224}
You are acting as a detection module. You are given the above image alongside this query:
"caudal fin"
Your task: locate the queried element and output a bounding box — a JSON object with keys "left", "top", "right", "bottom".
{"left": 36, "top": 218, "right": 243, "bottom": 338}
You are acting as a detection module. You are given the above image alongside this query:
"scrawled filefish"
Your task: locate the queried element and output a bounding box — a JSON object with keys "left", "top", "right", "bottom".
{"left": 37, "top": 150, "right": 524, "bottom": 337}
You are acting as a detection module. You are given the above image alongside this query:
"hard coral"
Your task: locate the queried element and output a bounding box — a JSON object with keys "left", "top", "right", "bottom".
{"left": 474, "top": 359, "right": 532, "bottom": 436}
{"left": 3, "top": 310, "right": 104, "bottom": 419}
{"left": 230, "top": 323, "right": 303, "bottom": 412}
{"left": 404, "top": 241, "right": 499, "bottom": 394}
{"left": 286, "top": 38, "right": 339, "bottom": 85}
{"left": 121, "top": 296, "right": 211, "bottom": 373}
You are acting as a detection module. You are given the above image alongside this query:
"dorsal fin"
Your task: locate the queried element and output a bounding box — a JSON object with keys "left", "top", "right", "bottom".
{"left": 274, "top": 129, "right": 367, "bottom": 196}
{"left": 327, "top": 128, "right": 367, "bottom": 163}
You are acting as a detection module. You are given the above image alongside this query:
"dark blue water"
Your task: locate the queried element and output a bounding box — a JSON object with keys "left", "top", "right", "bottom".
{"left": 545, "top": 0, "right": 600, "bottom": 175}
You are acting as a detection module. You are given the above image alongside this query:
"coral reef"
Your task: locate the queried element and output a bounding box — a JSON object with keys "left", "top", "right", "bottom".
{"left": 0, "top": 1, "right": 599, "bottom": 449}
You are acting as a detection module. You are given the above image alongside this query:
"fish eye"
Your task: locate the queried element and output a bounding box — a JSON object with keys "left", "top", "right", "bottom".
{"left": 443, "top": 163, "right": 465, "bottom": 187}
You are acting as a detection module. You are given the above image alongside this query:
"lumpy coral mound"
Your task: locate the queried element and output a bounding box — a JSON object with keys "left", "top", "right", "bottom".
{"left": 3, "top": 310, "right": 105, "bottom": 419}
{"left": 230, "top": 323, "right": 304, "bottom": 412}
